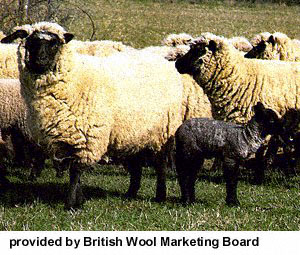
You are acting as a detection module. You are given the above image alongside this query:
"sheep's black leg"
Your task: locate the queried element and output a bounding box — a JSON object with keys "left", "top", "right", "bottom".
{"left": 66, "top": 163, "right": 85, "bottom": 209}
{"left": 29, "top": 145, "right": 46, "bottom": 181}
{"left": 223, "top": 157, "right": 240, "bottom": 206}
{"left": 154, "top": 158, "right": 168, "bottom": 202}
{"left": 0, "top": 164, "right": 10, "bottom": 187}
{"left": 10, "top": 129, "right": 26, "bottom": 168}
{"left": 125, "top": 159, "right": 142, "bottom": 199}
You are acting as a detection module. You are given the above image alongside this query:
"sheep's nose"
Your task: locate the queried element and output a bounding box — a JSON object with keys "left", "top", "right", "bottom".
{"left": 175, "top": 58, "right": 188, "bottom": 74}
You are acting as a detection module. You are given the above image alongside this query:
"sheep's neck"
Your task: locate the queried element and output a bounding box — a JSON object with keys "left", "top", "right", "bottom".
{"left": 242, "top": 118, "right": 265, "bottom": 154}
{"left": 200, "top": 49, "right": 262, "bottom": 124}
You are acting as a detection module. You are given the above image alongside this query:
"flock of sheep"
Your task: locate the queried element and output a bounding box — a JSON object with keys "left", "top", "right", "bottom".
{"left": 0, "top": 21, "right": 299, "bottom": 209}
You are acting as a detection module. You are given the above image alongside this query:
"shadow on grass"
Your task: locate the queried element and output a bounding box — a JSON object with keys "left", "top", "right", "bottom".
{"left": 0, "top": 181, "right": 132, "bottom": 208}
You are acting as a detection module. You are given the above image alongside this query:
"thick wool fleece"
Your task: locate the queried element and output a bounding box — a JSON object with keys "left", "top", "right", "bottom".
{"left": 178, "top": 36, "right": 300, "bottom": 124}
{"left": 69, "top": 39, "right": 133, "bottom": 57}
{"left": 19, "top": 42, "right": 183, "bottom": 164}
{"left": 0, "top": 44, "right": 19, "bottom": 79}
{"left": 0, "top": 79, "right": 28, "bottom": 134}
{"left": 180, "top": 74, "right": 212, "bottom": 121}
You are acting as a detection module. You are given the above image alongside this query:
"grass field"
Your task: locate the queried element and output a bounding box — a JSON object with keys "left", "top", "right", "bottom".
{"left": 1, "top": 0, "right": 300, "bottom": 231}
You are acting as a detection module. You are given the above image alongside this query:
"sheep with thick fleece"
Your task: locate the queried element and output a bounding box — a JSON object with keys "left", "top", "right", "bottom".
{"left": 175, "top": 34, "right": 300, "bottom": 124}
{"left": 0, "top": 78, "right": 47, "bottom": 180}
{"left": 245, "top": 32, "right": 300, "bottom": 61}
{"left": 7, "top": 22, "right": 184, "bottom": 208}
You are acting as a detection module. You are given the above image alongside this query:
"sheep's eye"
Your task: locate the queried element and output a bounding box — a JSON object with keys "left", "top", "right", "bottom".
{"left": 50, "top": 39, "right": 58, "bottom": 47}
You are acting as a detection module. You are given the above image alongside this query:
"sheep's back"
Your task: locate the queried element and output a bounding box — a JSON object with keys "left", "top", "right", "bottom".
{"left": 0, "top": 44, "right": 19, "bottom": 79}
{"left": 0, "top": 79, "right": 26, "bottom": 130}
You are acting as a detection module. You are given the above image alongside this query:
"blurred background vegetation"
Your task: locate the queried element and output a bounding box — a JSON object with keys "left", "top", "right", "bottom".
{"left": 1, "top": 0, "right": 300, "bottom": 48}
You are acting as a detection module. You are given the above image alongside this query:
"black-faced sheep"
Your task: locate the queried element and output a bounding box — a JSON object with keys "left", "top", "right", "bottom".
{"left": 175, "top": 102, "right": 281, "bottom": 206}
{"left": 175, "top": 34, "right": 300, "bottom": 124}
{"left": 245, "top": 32, "right": 300, "bottom": 61}
{"left": 3, "top": 22, "right": 187, "bottom": 209}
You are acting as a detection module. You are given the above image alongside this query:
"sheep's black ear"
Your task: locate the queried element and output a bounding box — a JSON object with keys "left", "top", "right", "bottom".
{"left": 63, "top": 33, "right": 74, "bottom": 44}
{"left": 1, "top": 30, "right": 29, "bottom": 43}
{"left": 208, "top": 40, "right": 217, "bottom": 52}
{"left": 268, "top": 35, "right": 276, "bottom": 47}
{"left": 244, "top": 40, "right": 267, "bottom": 58}
{"left": 253, "top": 102, "right": 266, "bottom": 119}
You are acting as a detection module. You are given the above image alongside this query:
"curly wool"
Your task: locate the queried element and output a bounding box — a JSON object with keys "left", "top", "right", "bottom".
{"left": 69, "top": 39, "right": 133, "bottom": 57}
{"left": 0, "top": 43, "right": 19, "bottom": 79}
{"left": 176, "top": 34, "right": 300, "bottom": 124}
{"left": 18, "top": 36, "right": 183, "bottom": 165}
{"left": 0, "top": 79, "right": 28, "bottom": 134}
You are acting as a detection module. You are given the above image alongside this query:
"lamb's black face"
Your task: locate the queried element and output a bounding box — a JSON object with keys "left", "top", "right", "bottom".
{"left": 253, "top": 103, "right": 281, "bottom": 136}
{"left": 175, "top": 42, "right": 207, "bottom": 75}
{"left": 24, "top": 31, "right": 63, "bottom": 74}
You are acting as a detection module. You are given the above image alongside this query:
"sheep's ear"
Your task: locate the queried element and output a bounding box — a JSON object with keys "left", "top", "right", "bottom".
{"left": 208, "top": 40, "right": 217, "bottom": 52}
{"left": 268, "top": 35, "right": 276, "bottom": 47}
{"left": 63, "top": 33, "right": 74, "bottom": 44}
{"left": 1, "top": 30, "right": 29, "bottom": 43}
{"left": 244, "top": 40, "right": 267, "bottom": 58}
{"left": 253, "top": 102, "right": 266, "bottom": 118}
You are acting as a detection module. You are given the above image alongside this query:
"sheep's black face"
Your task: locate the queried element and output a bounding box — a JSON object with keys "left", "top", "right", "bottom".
{"left": 244, "top": 40, "right": 267, "bottom": 59}
{"left": 253, "top": 103, "right": 281, "bottom": 136}
{"left": 175, "top": 42, "right": 207, "bottom": 75}
{"left": 24, "top": 31, "right": 63, "bottom": 74}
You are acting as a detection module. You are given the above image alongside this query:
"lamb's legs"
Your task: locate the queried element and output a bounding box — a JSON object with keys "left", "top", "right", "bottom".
{"left": 176, "top": 156, "right": 203, "bottom": 204}
{"left": 223, "top": 158, "right": 240, "bottom": 206}
{"left": 187, "top": 158, "right": 203, "bottom": 203}
{"left": 66, "top": 163, "right": 85, "bottom": 209}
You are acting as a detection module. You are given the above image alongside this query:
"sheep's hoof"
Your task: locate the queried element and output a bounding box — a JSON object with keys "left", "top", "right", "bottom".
{"left": 226, "top": 198, "right": 240, "bottom": 207}
{"left": 154, "top": 195, "right": 166, "bottom": 203}
{"left": 65, "top": 188, "right": 86, "bottom": 210}
{"left": 125, "top": 190, "right": 138, "bottom": 199}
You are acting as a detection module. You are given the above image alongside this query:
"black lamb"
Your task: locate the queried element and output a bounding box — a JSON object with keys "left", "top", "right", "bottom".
{"left": 175, "top": 102, "right": 281, "bottom": 206}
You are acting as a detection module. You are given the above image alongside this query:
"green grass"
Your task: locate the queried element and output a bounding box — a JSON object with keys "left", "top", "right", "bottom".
{"left": 1, "top": 163, "right": 300, "bottom": 230}
{"left": 1, "top": 0, "right": 300, "bottom": 231}
{"left": 66, "top": 0, "right": 300, "bottom": 48}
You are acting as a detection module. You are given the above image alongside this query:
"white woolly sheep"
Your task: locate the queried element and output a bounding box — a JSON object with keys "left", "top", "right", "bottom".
{"left": 246, "top": 32, "right": 300, "bottom": 61}
{"left": 0, "top": 78, "right": 47, "bottom": 180}
{"left": 175, "top": 34, "right": 300, "bottom": 124}
{"left": 6, "top": 21, "right": 185, "bottom": 209}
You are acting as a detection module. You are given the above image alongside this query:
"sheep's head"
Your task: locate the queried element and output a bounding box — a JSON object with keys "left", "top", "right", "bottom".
{"left": 252, "top": 102, "right": 281, "bottom": 137}
{"left": 175, "top": 36, "right": 227, "bottom": 78}
{"left": 23, "top": 30, "right": 73, "bottom": 74}
{"left": 245, "top": 34, "right": 281, "bottom": 60}
{"left": 1, "top": 22, "right": 74, "bottom": 74}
